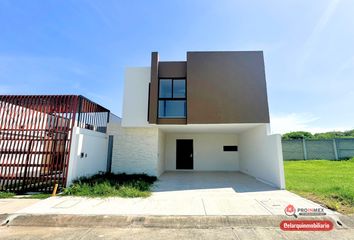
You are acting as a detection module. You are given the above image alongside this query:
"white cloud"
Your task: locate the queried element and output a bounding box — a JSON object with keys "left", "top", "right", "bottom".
{"left": 270, "top": 112, "right": 349, "bottom": 134}
{"left": 297, "top": 0, "right": 341, "bottom": 76}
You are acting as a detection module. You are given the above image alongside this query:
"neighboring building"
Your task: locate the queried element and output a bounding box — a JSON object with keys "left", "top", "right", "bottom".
{"left": 108, "top": 51, "right": 285, "bottom": 189}
{"left": 0, "top": 95, "right": 111, "bottom": 192}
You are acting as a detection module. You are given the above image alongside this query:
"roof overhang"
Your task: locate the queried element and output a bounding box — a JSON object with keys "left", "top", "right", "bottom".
{"left": 157, "top": 123, "right": 266, "bottom": 133}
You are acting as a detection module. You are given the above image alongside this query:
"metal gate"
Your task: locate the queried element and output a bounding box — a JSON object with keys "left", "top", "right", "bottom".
{"left": 0, "top": 95, "right": 109, "bottom": 193}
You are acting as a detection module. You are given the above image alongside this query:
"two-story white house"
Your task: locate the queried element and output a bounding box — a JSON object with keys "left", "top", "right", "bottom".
{"left": 108, "top": 51, "right": 285, "bottom": 189}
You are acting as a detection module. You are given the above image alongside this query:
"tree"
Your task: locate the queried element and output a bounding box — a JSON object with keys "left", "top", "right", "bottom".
{"left": 282, "top": 129, "right": 354, "bottom": 140}
{"left": 314, "top": 131, "right": 345, "bottom": 139}
{"left": 344, "top": 129, "right": 354, "bottom": 137}
{"left": 282, "top": 131, "right": 314, "bottom": 140}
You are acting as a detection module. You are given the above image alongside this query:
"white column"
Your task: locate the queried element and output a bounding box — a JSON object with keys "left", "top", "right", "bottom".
{"left": 333, "top": 139, "right": 339, "bottom": 160}
{"left": 302, "top": 139, "right": 308, "bottom": 160}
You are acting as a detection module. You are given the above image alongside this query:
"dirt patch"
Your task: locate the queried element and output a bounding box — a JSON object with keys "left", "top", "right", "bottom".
{"left": 292, "top": 191, "right": 354, "bottom": 215}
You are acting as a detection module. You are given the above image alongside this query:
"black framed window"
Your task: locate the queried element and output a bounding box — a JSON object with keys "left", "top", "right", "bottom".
{"left": 158, "top": 79, "right": 186, "bottom": 118}
{"left": 172, "top": 80, "right": 186, "bottom": 98}
{"left": 159, "top": 79, "right": 172, "bottom": 98}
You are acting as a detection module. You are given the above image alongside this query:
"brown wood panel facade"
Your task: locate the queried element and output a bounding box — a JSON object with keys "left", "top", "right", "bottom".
{"left": 148, "top": 52, "right": 159, "bottom": 124}
{"left": 187, "top": 51, "right": 270, "bottom": 124}
{"left": 148, "top": 51, "right": 270, "bottom": 124}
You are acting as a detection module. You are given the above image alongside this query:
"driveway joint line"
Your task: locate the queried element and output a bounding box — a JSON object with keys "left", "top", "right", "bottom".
{"left": 231, "top": 227, "right": 241, "bottom": 240}
{"left": 201, "top": 198, "right": 207, "bottom": 215}
{"left": 76, "top": 228, "right": 93, "bottom": 240}
{"left": 254, "top": 199, "right": 274, "bottom": 215}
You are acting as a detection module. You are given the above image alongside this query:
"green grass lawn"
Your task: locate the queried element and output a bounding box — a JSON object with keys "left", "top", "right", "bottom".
{"left": 63, "top": 173, "right": 157, "bottom": 198}
{"left": 0, "top": 191, "right": 15, "bottom": 198}
{"left": 284, "top": 158, "right": 354, "bottom": 214}
{"left": 0, "top": 191, "right": 51, "bottom": 199}
{"left": 1, "top": 173, "right": 157, "bottom": 199}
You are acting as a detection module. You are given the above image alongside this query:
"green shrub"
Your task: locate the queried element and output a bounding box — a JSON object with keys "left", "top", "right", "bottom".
{"left": 63, "top": 173, "right": 157, "bottom": 198}
{"left": 0, "top": 191, "right": 15, "bottom": 198}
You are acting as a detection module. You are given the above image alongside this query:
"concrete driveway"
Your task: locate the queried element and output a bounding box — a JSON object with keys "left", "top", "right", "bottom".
{"left": 15, "top": 171, "right": 336, "bottom": 216}
{"left": 154, "top": 171, "right": 277, "bottom": 192}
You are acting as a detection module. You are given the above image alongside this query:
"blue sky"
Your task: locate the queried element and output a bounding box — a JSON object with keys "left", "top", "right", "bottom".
{"left": 0, "top": 0, "right": 353, "bottom": 133}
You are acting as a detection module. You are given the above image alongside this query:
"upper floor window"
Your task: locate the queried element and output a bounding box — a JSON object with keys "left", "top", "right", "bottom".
{"left": 158, "top": 79, "right": 186, "bottom": 118}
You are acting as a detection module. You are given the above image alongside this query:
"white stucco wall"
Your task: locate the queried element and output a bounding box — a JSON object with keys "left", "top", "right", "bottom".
{"left": 122, "top": 67, "right": 150, "bottom": 127}
{"left": 238, "top": 124, "right": 285, "bottom": 189}
{"left": 67, "top": 127, "right": 108, "bottom": 186}
{"left": 165, "top": 133, "right": 239, "bottom": 171}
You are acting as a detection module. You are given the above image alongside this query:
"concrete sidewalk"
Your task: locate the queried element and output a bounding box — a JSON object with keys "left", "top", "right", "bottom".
{"left": 0, "top": 198, "right": 40, "bottom": 215}
{"left": 13, "top": 172, "right": 337, "bottom": 216}
{"left": 15, "top": 189, "right": 337, "bottom": 216}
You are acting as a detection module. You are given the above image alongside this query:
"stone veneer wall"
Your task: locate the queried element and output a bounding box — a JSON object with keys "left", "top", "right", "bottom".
{"left": 107, "top": 122, "right": 160, "bottom": 177}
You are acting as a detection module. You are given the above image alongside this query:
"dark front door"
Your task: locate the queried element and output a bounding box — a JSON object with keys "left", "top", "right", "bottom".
{"left": 176, "top": 139, "right": 193, "bottom": 169}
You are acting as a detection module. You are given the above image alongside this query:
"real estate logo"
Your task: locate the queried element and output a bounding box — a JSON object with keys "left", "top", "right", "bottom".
{"left": 284, "top": 204, "right": 326, "bottom": 217}
{"left": 280, "top": 220, "right": 333, "bottom": 231}
{"left": 285, "top": 204, "right": 296, "bottom": 216}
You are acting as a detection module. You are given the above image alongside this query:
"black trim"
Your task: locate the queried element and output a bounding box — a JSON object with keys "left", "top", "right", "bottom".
{"left": 77, "top": 96, "right": 83, "bottom": 126}
{"left": 147, "top": 83, "right": 151, "bottom": 121}
{"left": 172, "top": 79, "right": 174, "bottom": 98}
{"left": 158, "top": 78, "right": 186, "bottom": 118}
{"left": 158, "top": 98, "right": 187, "bottom": 100}
{"left": 223, "top": 146, "right": 238, "bottom": 151}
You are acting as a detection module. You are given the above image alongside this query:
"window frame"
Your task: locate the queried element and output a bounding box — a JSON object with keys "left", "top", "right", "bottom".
{"left": 158, "top": 78, "right": 187, "bottom": 119}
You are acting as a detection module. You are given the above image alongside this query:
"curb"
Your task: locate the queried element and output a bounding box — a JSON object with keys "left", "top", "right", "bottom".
{"left": 3, "top": 214, "right": 349, "bottom": 229}
{"left": 0, "top": 214, "right": 9, "bottom": 226}
{"left": 338, "top": 215, "right": 354, "bottom": 229}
